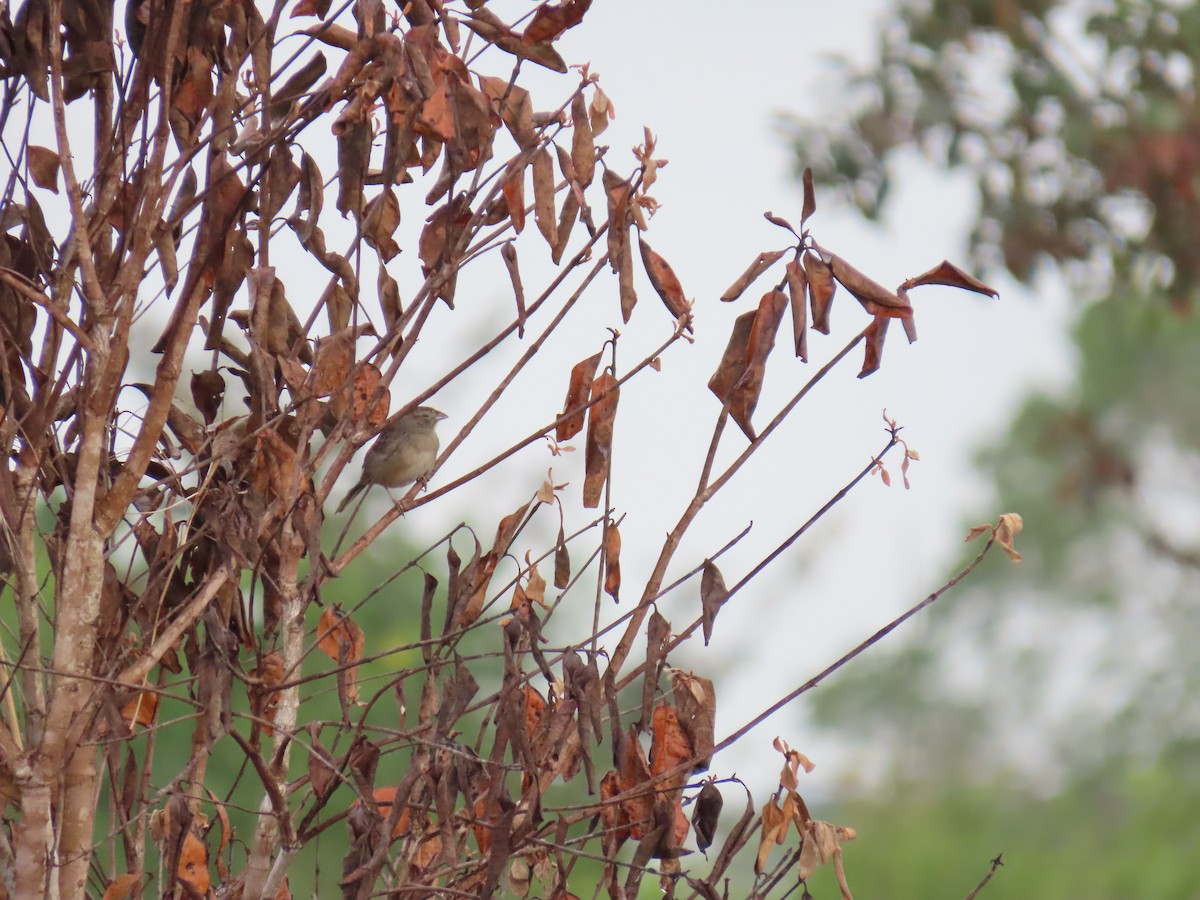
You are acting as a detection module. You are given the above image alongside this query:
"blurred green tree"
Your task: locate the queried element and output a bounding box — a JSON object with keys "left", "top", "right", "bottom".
{"left": 783, "top": 0, "right": 1200, "bottom": 807}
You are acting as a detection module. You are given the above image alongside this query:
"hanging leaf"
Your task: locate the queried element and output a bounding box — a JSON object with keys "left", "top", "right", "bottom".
{"left": 707, "top": 311, "right": 755, "bottom": 410}
{"left": 691, "top": 781, "right": 723, "bottom": 854}
{"left": 28, "top": 145, "right": 60, "bottom": 193}
{"left": 821, "top": 249, "right": 914, "bottom": 324}
{"left": 669, "top": 669, "right": 716, "bottom": 771}
{"left": 571, "top": 91, "right": 595, "bottom": 186}
{"left": 638, "top": 236, "right": 692, "bottom": 330}
{"left": 101, "top": 874, "right": 144, "bottom": 900}
{"left": 804, "top": 251, "right": 836, "bottom": 334}
{"left": 603, "top": 169, "right": 636, "bottom": 321}
{"left": 699, "top": 559, "right": 728, "bottom": 646}
{"left": 728, "top": 290, "right": 788, "bottom": 440}
{"left": 902, "top": 259, "right": 999, "bottom": 298}
{"left": 501, "top": 242, "right": 526, "bottom": 336}
{"left": 523, "top": 0, "right": 593, "bottom": 44}
{"left": 554, "top": 525, "right": 571, "bottom": 589}
{"left": 801, "top": 166, "right": 817, "bottom": 225}
{"left": 583, "top": 372, "right": 619, "bottom": 508}
{"left": 557, "top": 351, "right": 602, "bottom": 441}
{"left": 858, "top": 314, "right": 890, "bottom": 379}
{"left": 720, "top": 249, "right": 785, "bottom": 302}
{"left": 532, "top": 146, "right": 557, "bottom": 251}
{"left": 177, "top": 831, "right": 210, "bottom": 894}
{"left": 785, "top": 258, "right": 809, "bottom": 361}
{"left": 317, "top": 606, "right": 365, "bottom": 704}
{"left": 120, "top": 686, "right": 158, "bottom": 728}
{"left": 603, "top": 524, "right": 621, "bottom": 602}
{"left": 995, "top": 512, "right": 1024, "bottom": 562}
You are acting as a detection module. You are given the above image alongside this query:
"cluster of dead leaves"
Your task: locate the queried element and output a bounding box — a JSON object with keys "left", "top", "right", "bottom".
{"left": 712, "top": 170, "right": 999, "bottom": 438}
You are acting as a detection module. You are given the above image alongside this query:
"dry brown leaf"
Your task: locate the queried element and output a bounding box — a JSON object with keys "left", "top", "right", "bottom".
{"left": 965, "top": 523, "right": 993, "bottom": 542}
{"left": 583, "top": 372, "right": 619, "bottom": 508}
{"left": 532, "top": 146, "right": 557, "bottom": 251}
{"left": 348, "top": 363, "right": 390, "bottom": 431}
{"left": 699, "top": 559, "right": 727, "bottom": 647}
{"left": 503, "top": 166, "right": 527, "bottom": 233}
{"left": 101, "top": 874, "right": 143, "bottom": 900}
{"left": 785, "top": 258, "right": 809, "bottom": 361}
{"left": 728, "top": 290, "right": 788, "bottom": 440}
{"left": 28, "top": 145, "right": 60, "bottom": 193}
{"left": 177, "top": 831, "right": 210, "bottom": 894}
{"left": 858, "top": 314, "right": 890, "bottom": 379}
{"left": 617, "top": 726, "right": 654, "bottom": 839}
{"left": 590, "top": 85, "right": 614, "bottom": 135}
{"left": 669, "top": 669, "right": 715, "bottom": 771}
{"left": 692, "top": 781, "right": 723, "bottom": 854}
{"left": 720, "top": 249, "right": 785, "bottom": 303}
{"left": 554, "top": 525, "right": 571, "bottom": 589}
{"left": 557, "top": 351, "right": 602, "bottom": 441}
{"left": 649, "top": 705, "right": 692, "bottom": 780}
{"left": 310, "top": 330, "right": 355, "bottom": 398}
{"left": 638, "top": 236, "right": 692, "bottom": 329}
{"left": 804, "top": 251, "right": 836, "bottom": 334}
{"left": 824, "top": 251, "right": 913, "bottom": 322}
{"left": 570, "top": 91, "right": 595, "bottom": 186}
{"left": 903, "top": 259, "right": 999, "bottom": 298}
{"left": 121, "top": 687, "right": 158, "bottom": 729}
{"left": 708, "top": 311, "right": 755, "bottom": 412}
{"left": 603, "top": 524, "right": 621, "bottom": 602}
{"left": 755, "top": 795, "right": 787, "bottom": 873}
{"left": 317, "top": 606, "right": 365, "bottom": 704}
{"left": 523, "top": 0, "right": 592, "bottom": 44}
{"left": 996, "top": 512, "right": 1024, "bottom": 562}
{"left": 801, "top": 166, "right": 816, "bottom": 225}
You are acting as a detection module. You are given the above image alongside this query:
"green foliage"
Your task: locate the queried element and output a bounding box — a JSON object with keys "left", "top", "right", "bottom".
{"left": 830, "top": 741, "right": 1200, "bottom": 900}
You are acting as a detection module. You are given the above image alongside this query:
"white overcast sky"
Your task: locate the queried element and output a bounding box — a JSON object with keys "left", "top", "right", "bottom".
{"left": 404, "top": 0, "right": 1078, "bottom": 794}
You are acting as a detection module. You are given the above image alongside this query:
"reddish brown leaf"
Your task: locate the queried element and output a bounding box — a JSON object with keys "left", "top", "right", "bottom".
{"left": 600, "top": 769, "right": 630, "bottom": 847}
{"left": 707, "top": 311, "right": 755, "bottom": 411}
{"left": 571, "top": 91, "right": 595, "bottom": 187}
{"left": 317, "top": 606, "right": 365, "bottom": 704}
{"left": 310, "top": 329, "right": 355, "bottom": 398}
{"left": 858, "top": 314, "right": 890, "bottom": 379}
{"left": 532, "top": 146, "right": 557, "bottom": 251}
{"left": 353, "top": 785, "right": 412, "bottom": 838}
{"left": 28, "top": 145, "right": 60, "bottom": 193}
{"left": 720, "top": 249, "right": 785, "bottom": 302}
{"left": 557, "top": 351, "right": 601, "bottom": 441}
{"left": 824, "top": 250, "right": 913, "bottom": 320}
{"left": 699, "top": 559, "right": 727, "bottom": 647}
{"left": 804, "top": 251, "right": 836, "bottom": 334}
{"left": 121, "top": 686, "right": 158, "bottom": 728}
{"left": 617, "top": 726, "right": 654, "bottom": 839}
{"left": 692, "top": 781, "right": 723, "bottom": 853}
{"left": 523, "top": 0, "right": 592, "bottom": 44}
{"left": 502, "top": 166, "right": 526, "bottom": 233}
{"left": 670, "top": 670, "right": 716, "bottom": 772}
{"left": 102, "top": 874, "right": 143, "bottom": 900}
{"left": 307, "top": 730, "right": 335, "bottom": 798}
{"left": 190, "top": 370, "right": 225, "bottom": 425}
{"left": 650, "top": 705, "right": 693, "bottom": 781}
{"left": 785, "top": 259, "right": 809, "bottom": 361}
{"left": 729, "top": 290, "right": 788, "bottom": 440}
{"left": 362, "top": 189, "right": 401, "bottom": 262}
{"left": 603, "top": 169, "right": 636, "bottom": 321}
{"left": 583, "top": 372, "right": 619, "bottom": 508}
{"left": 501, "top": 242, "right": 526, "bottom": 336}
{"left": 603, "top": 524, "right": 621, "bottom": 602}
{"left": 553, "top": 187, "right": 580, "bottom": 264}
{"left": 638, "top": 236, "right": 692, "bottom": 330}
{"left": 348, "top": 363, "right": 389, "bottom": 431}
{"left": 479, "top": 76, "right": 537, "bottom": 151}
{"left": 903, "top": 259, "right": 999, "bottom": 298}
{"left": 177, "top": 831, "right": 210, "bottom": 894}
{"left": 801, "top": 167, "right": 816, "bottom": 225}
{"left": 554, "top": 525, "right": 571, "bottom": 589}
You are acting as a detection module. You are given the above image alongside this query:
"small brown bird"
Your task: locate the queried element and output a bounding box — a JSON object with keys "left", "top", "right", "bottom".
{"left": 337, "top": 406, "right": 447, "bottom": 513}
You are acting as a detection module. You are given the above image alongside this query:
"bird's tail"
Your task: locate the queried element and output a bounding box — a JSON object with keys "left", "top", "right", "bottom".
{"left": 336, "top": 479, "right": 366, "bottom": 514}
